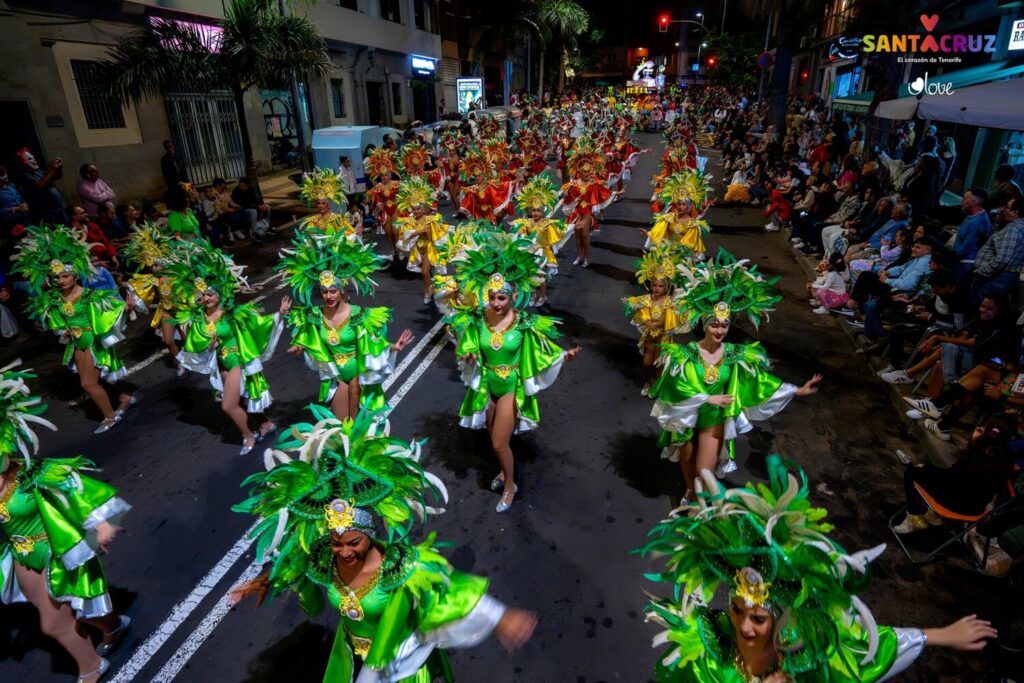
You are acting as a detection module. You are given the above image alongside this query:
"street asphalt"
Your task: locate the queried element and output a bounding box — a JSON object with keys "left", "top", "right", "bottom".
{"left": 2, "top": 133, "right": 1020, "bottom": 682}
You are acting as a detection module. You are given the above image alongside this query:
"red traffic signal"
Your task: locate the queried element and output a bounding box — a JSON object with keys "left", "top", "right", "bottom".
{"left": 707, "top": 56, "right": 717, "bottom": 67}
{"left": 659, "top": 14, "right": 670, "bottom": 33}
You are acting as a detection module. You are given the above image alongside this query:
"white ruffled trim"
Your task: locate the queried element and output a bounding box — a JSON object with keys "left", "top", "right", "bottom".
{"left": 650, "top": 394, "right": 709, "bottom": 432}
{"left": 459, "top": 359, "right": 481, "bottom": 391}
{"left": 303, "top": 351, "right": 342, "bottom": 381}
{"left": 356, "top": 595, "right": 506, "bottom": 682}
{"left": 359, "top": 347, "right": 396, "bottom": 385}
{"left": 99, "top": 308, "right": 128, "bottom": 349}
{"left": 82, "top": 496, "right": 132, "bottom": 530}
{"left": 244, "top": 386, "right": 273, "bottom": 413}
{"left": 522, "top": 352, "right": 565, "bottom": 396}
{"left": 879, "top": 628, "right": 927, "bottom": 681}
{"left": 458, "top": 404, "right": 538, "bottom": 434}
{"left": 259, "top": 314, "right": 285, "bottom": 364}
{"left": 61, "top": 539, "right": 96, "bottom": 571}
{"left": 0, "top": 552, "right": 113, "bottom": 618}
{"left": 743, "top": 383, "right": 797, "bottom": 422}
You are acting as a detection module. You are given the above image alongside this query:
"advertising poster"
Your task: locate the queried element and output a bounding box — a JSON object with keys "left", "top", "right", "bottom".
{"left": 456, "top": 77, "right": 483, "bottom": 113}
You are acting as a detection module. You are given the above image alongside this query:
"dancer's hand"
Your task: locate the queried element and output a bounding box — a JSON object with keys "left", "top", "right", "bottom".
{"left": 495, "top": 608, "right": 538, "bottom": 652}
{"left": 796, "top": 373, "right": 823, "bottom": 396}
{"left": 925, "top": 615, "right": 997, "bottom": 651}
{"left": 279, "top": 295, "right": 292, "bottom": 315}
{"left": 460, "top": 352, "right": 477, "bottom": 365}
{"left": 95, "top": 521, "right": 121, "bottom": 553}
{"left": 229, "top": 575, "right": 271, "bottom": 607}
{"left": 565, "top": 346, "right": 582, "bottom": 362}
{"left": 708, "top": 394, "right": 734, "bottom": 407}
{"left": 287, "top": 345, "right": 303, "bottom": 355}
{"left": 392, "top": 328, "right": 415, "bottom": 352}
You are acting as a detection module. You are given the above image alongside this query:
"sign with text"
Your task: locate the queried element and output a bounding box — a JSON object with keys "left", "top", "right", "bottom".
{"left": 456, "top": 78, "right": 483, "bottom": 113}
{"left": 1010, "top": 19, "right": 1024, "bottom": 51}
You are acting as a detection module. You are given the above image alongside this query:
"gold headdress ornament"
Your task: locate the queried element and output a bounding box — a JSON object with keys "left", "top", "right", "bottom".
{"left": 398, "top": 142, "right": 431, "bottom": 173}
{"left": 459, "top": 148, "right": 492, "bottom": 183}
{"left": 323, "top": 498, "right": 376, "bottom": 536}
{"left": 485, "top": 272, "right": 512, "bottom": 295}
{"left": 566, "top": 138, "right": 606, "bottom": 178}
{"left": 516, "top": 173, "right": 559, "bottom": 212}
{"left": 481, "top": 138, "right": 510, "bottom": 166}
{"left": 364, "top": 147, "right": 398, "bottom": 180}
{"left": 732, "top": 567, "right": 772, "bottom": 609}
{"left": 635, "top": 250, "right": 678, "bottom": 287}
{"left": 658, "top": 169, "right": 712, "bottom": 209}
{"left": 299, "top": 167, "right": 348, "bottom": 207}
{"left": 121, "top": 222, "right": 176, "bottom": 270}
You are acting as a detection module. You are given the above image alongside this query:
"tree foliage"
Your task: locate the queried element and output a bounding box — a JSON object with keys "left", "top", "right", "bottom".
{"left": 703, "top": 32, "right": 760, "bottom": 88}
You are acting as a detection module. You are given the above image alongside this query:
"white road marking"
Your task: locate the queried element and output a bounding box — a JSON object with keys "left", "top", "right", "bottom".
{"left": 106, "top": 523, "right": 260, "bottom": 683}
{"left": 382, "top": 317, "right": 446, "bottom": 391}
{"left": 108, "top": 316, "right": 447, "bottom": 682}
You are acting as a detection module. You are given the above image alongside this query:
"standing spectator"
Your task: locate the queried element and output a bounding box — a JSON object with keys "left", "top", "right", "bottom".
{"left": 338, "top": 156, "right": 358, "bottom": 195}
{"left": 14, "top": 147, "right": 66, "bottom": 225}
{"left": 953, "top": 189, "right": 993, "bottom": 278}
{"left": 160, "top": 139, "right": 189, "bottom": 190}
{"left": 987, "top": 164, "right": 1023, "bottom": 210}
{"left": 973, "top": 198, "right": 1024, "bottom": 299}
{"left": 231, "top": 176, "right": 272, "bottom": 238}
{"left": 938, "top": 137, "right": 957, "bottom": 190}
{"left": 0, "top": 166, "right": 30, "bottom": 234}
{"left": 77, "top": 163, "right": 116, "bottom": 217}
{"left": 902, "top": 155, "right": 940, "bottom": 220}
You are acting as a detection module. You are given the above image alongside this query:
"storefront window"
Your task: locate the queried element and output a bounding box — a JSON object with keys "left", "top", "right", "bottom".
{"left": 379, "top": 0, "right": 401, "bottom": 23}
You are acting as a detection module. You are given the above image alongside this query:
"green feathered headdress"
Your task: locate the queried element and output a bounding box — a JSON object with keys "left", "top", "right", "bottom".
{"left": 516, "top": 172, "right": 560, "bottom": 213}
{"left": 675, "top": 248, "right": 782, "bottom": 330}
{"left": 233, "top": 405, "right": 448, "bottom": 566}
{"left": 638, "top": 455, "right": 885, "bottom": 678}
{"left": 634, "top": 243, "right": 692, "bottom": 288}
{"left": 0, "top": 360, "right": 56, "bottom": 469}
{"left": 164, "top": 238, "right": 248, "bottom": 306}
{"left": 276, "top": 231, "right": 382, "bottom": 305}
{"left": 121, "top": 222, "right": 178, "bottom": 271}
{"left": 395, "top": 176, "right": 436, "bottom": 214}
{"left": 452, "top": 232, "right": 546, "bottom": 309}
{"left": 658, "top": 168, "right": 712, "bottom": 209}
{"left": 11, "top": 224, "right": 95, "bottom": 291}
{"left": 299, "top": 167, "right": 348, "bottom": 208}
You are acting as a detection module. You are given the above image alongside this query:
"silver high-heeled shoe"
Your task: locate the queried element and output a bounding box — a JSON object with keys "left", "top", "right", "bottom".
{"left": 77, "top": 657, "right": 109, "bottom": 682}
{"left": 239, "top": 436, "right": 257, "bottom": 456}
{"left": 96, "top": 615, "right": 131, "bottom": 656}
{"left": 495, "top": 484, "right": 519, "bottom": 513}
{"left": 93, "top": 416, "right": 121, "bottom": 435}
{"left": 489, "top": 474, "right": 504, "bottom": 492}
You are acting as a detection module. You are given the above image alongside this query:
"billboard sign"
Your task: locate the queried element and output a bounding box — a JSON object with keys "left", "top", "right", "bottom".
{"left": 456, "top": 78, "right": 483, "bottom": 113}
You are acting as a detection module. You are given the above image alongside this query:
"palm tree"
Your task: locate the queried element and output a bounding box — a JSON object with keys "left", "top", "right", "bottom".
{"left": 535, "top": 0, "right": 588, "bottom": 96}
{"left": 102, "top": 0, "right": 329, "bottom": 192}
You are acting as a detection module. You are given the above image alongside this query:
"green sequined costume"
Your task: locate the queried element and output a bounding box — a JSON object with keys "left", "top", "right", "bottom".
{"left": 0, "top": 456, "right": 131, "bottom": 618}
{"left": 447, "top": 310, "right": 568, "bottom": 432}
{"left": 176, "top": 302, "right": 283, "bottom": 411}
{"left": 285, "top": 304, "right": 396, "bottom": 409}
{"left": 36, "top": 288, "right": 128, "bottom": 382}
{"left": 648, "top": 342, "right": 796, "bottom": 459}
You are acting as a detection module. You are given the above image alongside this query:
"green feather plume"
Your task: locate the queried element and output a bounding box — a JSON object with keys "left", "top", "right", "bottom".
{"left": 275, "top": 231, "right": 382, "bottom": 306}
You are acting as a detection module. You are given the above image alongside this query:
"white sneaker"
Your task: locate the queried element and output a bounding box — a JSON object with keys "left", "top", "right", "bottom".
{"left": 811, "top": 306, "right": 829, "bottom": 315}
{"left": 880, "top": 370, "right": 913, "bottom": 385}
{"left": 923, "top": 418, "right": 951, "bottom": 441}
{"left": 764, "top": 223, "right": 780, "bottom": 232}
{"left": 876, "top": 365, "right": 895, "bottom": 376}
{"left": 790, "top": 237, "right": 802, "bottom": 244}
{"left": 895, "top": 449, "right": 915, "bottom": 465}
{"left": 233, "top": 231, "right": 246, "bottom": 240}
{"left": 902, "top": 396, "right": 940, "bottom": 419}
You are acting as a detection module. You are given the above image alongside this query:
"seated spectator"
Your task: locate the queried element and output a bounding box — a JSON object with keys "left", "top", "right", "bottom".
{"left": 142, "top": 202, "right": 167, "bottom": 229}
{"left": 165, "top": 186, "right": 201, "bottom": 240}
{"left": 0, "top": 165, "right": 30, "bottom": 231}
{"left": 14, "top": 148, "right": 66, "bottom": 225}
{"left": 96, "top": 204, "right": 132, "bottom": 247}
{"left": 344, "top": 204, "right": 363, "bottom": 235}
{"left": 199, "top": 185, "right": 233, "bottom": 248}
{"left": 762, "top": 166, "right": 801, "bottom": 231}
{"left": 77, "top": 163, "right": 116, "bottom": 217}
{"left": 794, "top": 182, "right": 860, "bottom": 255}
{"left": 231, "top": 177, "right": 273, "bottom": 238}
{"left": 881, "top": 294, "right": 1010, "bottom": 396}
{"left": 987, "top": 164, "right": 1023, "bottom": 210}
{"left": 850, "top": 226, "right": 910, "bottom": 277}
{"left": 972, "top": 197, "right": 1024, "bottom": 300}
{"left": 69, "top": 205, "right": 119, "bottom": 270}
{"left": 212, "top": 177, "right": 253, "bottom": 242}
{"left": 894, "top": 413, "right": 1016, "bottom": 533}
{"left": 821, "top": 191, "right": 884, "bottom": 257}
{"left": 807, "top": 253, "right": 849, "bottom": 314}
{"left": 845, "top": 235, "right": 936, "bottom": 339}
{"left": 952, "top": 189, "right": 992, "bottom": 278}
{"left": 844, "top": 201, "right": 910, "bottom": 265}
{"left": 115, "top": 202, "right": 142, "bottom": 234}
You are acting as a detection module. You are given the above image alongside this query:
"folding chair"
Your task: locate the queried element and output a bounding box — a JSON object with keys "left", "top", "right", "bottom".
{"left": 888, "top": 480, "right": 1019, "bottom": 566}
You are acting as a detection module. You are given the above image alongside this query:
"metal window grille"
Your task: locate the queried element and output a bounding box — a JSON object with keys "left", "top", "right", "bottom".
{"left": 164, "top": 91, "right": 246, "bottom": 186}
{"left": 331, "top": 79, "right": 347, "bottom": 118}
{"left": 70, "top": 60, "right": 127, "bottom": 130}
{"left": 391, "top": 82, "right": 402, "bottom": 116}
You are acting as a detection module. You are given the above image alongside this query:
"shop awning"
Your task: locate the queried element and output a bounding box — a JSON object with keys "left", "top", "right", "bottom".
{"left": 916, "top": 78, "right": 1024, "bottom": 130}
{"left": 873, "top": 60, "right": 1024, "bottom": 120}
{"left": 831, "top": 92, "right": 873, "bottom": 114}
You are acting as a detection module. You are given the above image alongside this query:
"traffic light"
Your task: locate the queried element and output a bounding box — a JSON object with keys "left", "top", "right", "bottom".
{"left": 659, "top": 14, "right": 669, "bottom": 33}
{"left": 707, "top": 55, "right": 717, "bottom": 67}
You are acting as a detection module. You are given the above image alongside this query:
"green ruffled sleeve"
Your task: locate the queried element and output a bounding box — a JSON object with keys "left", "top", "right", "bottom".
{"left": 232, "top": 303, "right": 282, "bottom": 365}
{"left": 649, "top": 343, "right": 706, "bottom": 404}
{"left": 287, "top": 306, "right": 330, "bottom": 362}
{"left": 177, "top": 306, "right": 214, "bottom": 354}
{"left": 722, "top": 343, "right": 790, "bottom": 421}
{"left": 518, "top": 312, "right": 566, "bottom": 394}
{"left": 449, "top": 311, "right": 481, "bottom": 360}
{"left": 354, "top": 307, "right": 395, "bottom": 389}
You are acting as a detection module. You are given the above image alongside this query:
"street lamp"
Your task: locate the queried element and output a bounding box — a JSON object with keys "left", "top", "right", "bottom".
{"left": 695, "top": 11, "right": 707, "bottom": 72}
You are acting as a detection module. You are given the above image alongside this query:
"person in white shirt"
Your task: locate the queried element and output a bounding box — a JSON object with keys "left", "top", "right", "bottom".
{"left": 338, "top": 156, "right": 358, "bottom": 195}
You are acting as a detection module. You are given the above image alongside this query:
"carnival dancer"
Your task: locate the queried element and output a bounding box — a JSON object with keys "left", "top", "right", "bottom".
{"left": 276, "top": 232, "right": 414, "bottom": 419}
{"left": 394, "top": 177, "right": 453, "bottom": 304}
{"left": 398, "top": 141, "right": 445, "bottom": 199}
{"left": 437, "top": 129, "right": 464, "bottom": 205}
{"left": 364, "top": 148, "right": 401, "bottom": 260}
{"left": 123, "top": 224, "right": 191, "bottom": 378}
{"left": 639, "top": 455, "right": 998, "bottom": 682}
{"left": 650, "top": 147, "right": 695, "bottom": 212}
{"left": 299, "top": 168, "right": 360, "bottom": 238}
{"left": 0, "top": 362, "right": 132, "bottom": 682}
{"left": 649, "top": 250, "right": 822, "bottom": 498}
{"left": 12, "top": 225, "right": 136, "bottom": 434}
{"left": 623, "top": 246, "right": 689, "bottom": 397}
{"left": 169, "top": 240, "right": 284, "bottom": 455}
{"left": 447, "top": 234, "right": 581, "bottom": 512}
{"left": 229, "top": 407, "right": 538, "bottom": 682}
{"left": 510, "top": 173, "right": 569, "bottom": 307}
{"left": 432, "top": 221, "right": 489, "bottom": 318}
{"left": 561, "top": 138, "right": 614, "bottom": 268}
{"left": 643, "top": 170, "right": 713, "bottom": 258}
